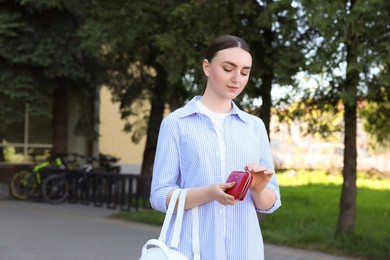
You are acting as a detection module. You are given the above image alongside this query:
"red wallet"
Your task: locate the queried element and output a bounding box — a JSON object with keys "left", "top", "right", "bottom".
{"left": 225, "top": 171, "right": 253, "bottom": 200}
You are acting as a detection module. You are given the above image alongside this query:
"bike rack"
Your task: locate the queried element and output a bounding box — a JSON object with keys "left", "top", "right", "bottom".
{"left": 66, "top": 171, "right": 151, "bottom": 211}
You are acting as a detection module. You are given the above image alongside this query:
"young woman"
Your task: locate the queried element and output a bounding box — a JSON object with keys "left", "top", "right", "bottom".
{"left": 150, "top": 35, "right": 281, "bottom": 260}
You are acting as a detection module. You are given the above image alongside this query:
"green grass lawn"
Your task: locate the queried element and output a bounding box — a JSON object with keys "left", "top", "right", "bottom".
{"left": 112, "top": 169, "right": 390, "bottom": 260}
{"left": 263, "top": 169, "right": 390, "bottom": 259}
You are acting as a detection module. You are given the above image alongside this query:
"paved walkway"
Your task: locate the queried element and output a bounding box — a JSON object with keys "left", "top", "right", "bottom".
{"left": 0, "top": 198, "right": 359, "bottom": 260}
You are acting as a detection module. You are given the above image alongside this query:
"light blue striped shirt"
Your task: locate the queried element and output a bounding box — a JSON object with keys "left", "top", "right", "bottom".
{"left": 150, "top": 96, "right": 282, "bottom": 260}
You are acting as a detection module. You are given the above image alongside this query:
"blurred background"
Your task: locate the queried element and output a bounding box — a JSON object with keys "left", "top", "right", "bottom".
{"left": 0, "top": 1, "right": 389, "bottom": 259}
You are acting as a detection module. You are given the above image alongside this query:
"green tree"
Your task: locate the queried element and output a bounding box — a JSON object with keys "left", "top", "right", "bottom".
{"left": 159, "top": 0, "right": 306, "bottom": 136}
{"left": 80, "top": 0, "right": 307, "bottom": 182}
{"left": 80, "top": 0, "right": 186, "bottom": 178}
{"left": 240, "top": 0, "right": 307, "bottom": 135}
{"left": 0, "top": 0, "right": 101, "bottom": 153}
{"left": 300, "top": 0, "right": 390, "bottom": 234}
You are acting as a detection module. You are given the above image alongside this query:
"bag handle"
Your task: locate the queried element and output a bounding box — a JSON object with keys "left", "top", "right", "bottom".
{"left": 157, "top": 189, "right": 200, "bottom": 258}
{"left": 192, "top": 206, "right": 200, "bottom": 260}
{"left": 158, "top": 189, "right": 181, "bottom": 243}
{"left": 170, "top": 189, "right": 188, "bottom": 248}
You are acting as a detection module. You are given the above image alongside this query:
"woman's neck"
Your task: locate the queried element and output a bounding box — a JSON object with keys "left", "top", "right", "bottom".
{"left": 199, "top": 95, "right": 232, "bottom": 113}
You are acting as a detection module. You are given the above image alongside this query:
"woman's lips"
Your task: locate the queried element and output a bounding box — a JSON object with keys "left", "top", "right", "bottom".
{"left": 227, "top": 85, "right": 239, "bottom": 90}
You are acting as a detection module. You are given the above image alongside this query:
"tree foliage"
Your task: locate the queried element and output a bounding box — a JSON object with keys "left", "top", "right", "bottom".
{"left": 79, "top": 0, "right": 307, "bottom": 178}
{"left": 158, "top": 0, "right": 307, "bottom": 133}
{"left": 278, "top": 100, "right": 344, "bottom": 141}
{"left": 0, "top": 0, "right": 101, "bottom": 140}
{"left": 359, "top": 87, "right": 390, "bottom": 148}
{"left": 80, "top": 0, "right": 189, "bottom": 177}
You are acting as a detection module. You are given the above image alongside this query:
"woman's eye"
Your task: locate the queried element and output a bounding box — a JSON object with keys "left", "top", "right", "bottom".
{"left": 241, "top": 70, "right": 250, "bottom": 76}
{"left": 223, "top": 66, "right": 250, "bottom": 76}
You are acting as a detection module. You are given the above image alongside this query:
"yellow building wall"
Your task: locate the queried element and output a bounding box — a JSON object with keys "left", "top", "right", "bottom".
{"left": 99, "top": 86, "right": 145, "bottom": 174}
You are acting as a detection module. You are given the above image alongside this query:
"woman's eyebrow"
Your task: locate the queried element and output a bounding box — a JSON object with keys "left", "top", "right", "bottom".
{"left": 222, "top": 61, "right": 251, "bottom": 70}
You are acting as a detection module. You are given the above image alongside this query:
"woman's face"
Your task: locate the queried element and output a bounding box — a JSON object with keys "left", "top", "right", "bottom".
{"left": 203, "top": 47, "right": 252, "bottom": 100}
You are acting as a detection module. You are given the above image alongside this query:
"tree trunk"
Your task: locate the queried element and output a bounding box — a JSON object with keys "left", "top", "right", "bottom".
{"left": 52, "top": 82, "right": 68, "bottom": 154}
{"left": 257, "top": 26, "right": 274, "bottom": 222}
{"left": 140, "top": 94, "right": 165, "bottom": 178}
{"left": 258, "top": 27, "right": 274, "bottom": 138}
{"left": 138, "top": 87, "right": 165, "bottom": 200}
{"left": 337, "top": 40, "right": 359, "bottom": 235}
{"left": 337, "top": 99, "right": 357, "bottom": 235}
{"left": 168, "top": 84, "right": 186, "bottom": 112}
{"left": 259, "top": 71, "right": 273, "bottom": 138}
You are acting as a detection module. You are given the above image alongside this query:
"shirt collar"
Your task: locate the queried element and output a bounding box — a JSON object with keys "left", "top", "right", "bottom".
{"left": 179, "top": 96, "right": 248, "bottom": 124}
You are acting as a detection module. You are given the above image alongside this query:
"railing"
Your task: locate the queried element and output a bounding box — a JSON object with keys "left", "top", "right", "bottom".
{"left": 66, "top": 171, "right": 152, "bottom": 211}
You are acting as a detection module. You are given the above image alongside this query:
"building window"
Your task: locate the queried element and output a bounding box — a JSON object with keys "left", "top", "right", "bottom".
{"left": 0, "top": 104, "right": 52, "bottom": 163}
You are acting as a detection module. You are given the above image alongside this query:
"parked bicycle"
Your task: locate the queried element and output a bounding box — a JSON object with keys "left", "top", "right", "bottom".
{"left": 41, "top": 153, "right": 120, "bottom": 204}
{"left": 8, "top": 153, "right": 72, "bottom": 200}
{"left": 98, "top": 153, "right": 121, "bottom": 173}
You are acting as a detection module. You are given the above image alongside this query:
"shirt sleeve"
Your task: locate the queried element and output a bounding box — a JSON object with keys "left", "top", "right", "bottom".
{"left": 149, "top": 116, "right": 180, "bottom": 213}
{"left": 256, "top": 176, "right": 282, "bottom": 214}
{"left": 254, "top": 117, "right": 282, "bottom": 214}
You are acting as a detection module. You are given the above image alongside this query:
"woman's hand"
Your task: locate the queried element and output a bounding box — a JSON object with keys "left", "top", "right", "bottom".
{"left": 245, "top": 162, "right": 274, "bottom": 193}
{"left": 179, "top": 182, "right": 238, "bottom": 209}
{"left": 209, "top": 182, "right": 238, "bottom": 206}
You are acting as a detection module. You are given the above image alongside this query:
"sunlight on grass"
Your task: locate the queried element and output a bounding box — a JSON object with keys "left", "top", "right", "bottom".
{"left": 277, "top": 169, "right": 390, "bottom": 190}
{"left": 112, "top": 169, "right": 390, "bottom": 259}
{"left": 264, "top": 169, "right": 390, "bottom": 259}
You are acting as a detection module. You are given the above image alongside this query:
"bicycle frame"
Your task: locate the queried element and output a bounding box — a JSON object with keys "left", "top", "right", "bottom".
{"left": 32, "top": 157, "right": 64, "bottom": 185}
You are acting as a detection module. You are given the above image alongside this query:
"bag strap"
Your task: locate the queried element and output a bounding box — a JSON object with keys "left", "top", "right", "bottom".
{"left": 158, "top": 189, "right": 181, "bottom": 243}
{"left": 192, "top": 206, "right": 200, "bottom": 260}
{"left": 170, "top": 189, "right": 188, "bottom": 248}
{"left": 157, "top": 189, "right": 201, "bottom": 258}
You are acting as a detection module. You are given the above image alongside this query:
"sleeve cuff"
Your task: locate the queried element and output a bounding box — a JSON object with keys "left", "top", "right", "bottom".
{"left": 256, "top": 184, "right": 282, "bottom": 214}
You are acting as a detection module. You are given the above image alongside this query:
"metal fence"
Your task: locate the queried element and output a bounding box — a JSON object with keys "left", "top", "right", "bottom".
{"left": 66, "top": 171, "right": 152, "bottom": 211}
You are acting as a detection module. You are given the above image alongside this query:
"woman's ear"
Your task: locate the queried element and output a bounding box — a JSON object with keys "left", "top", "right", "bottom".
{"left": 202, "top": 59, "right": 210, "bottom": 77}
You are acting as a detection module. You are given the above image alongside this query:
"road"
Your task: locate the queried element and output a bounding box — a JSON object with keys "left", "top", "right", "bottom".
{"left": 0, "top": 198, "right": 358, "bottom": 260}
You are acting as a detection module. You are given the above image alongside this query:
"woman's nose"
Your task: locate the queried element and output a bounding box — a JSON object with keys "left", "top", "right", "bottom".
{"left": 231, "top": 71, "right": 241, "bottom": 83}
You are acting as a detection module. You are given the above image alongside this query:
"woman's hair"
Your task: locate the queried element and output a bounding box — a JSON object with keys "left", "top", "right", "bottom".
{"left": 201, "top": 35, "right": 251, "bottom": 94}
{"left": 204, "top": 35, "right": 251, "bottom": 62}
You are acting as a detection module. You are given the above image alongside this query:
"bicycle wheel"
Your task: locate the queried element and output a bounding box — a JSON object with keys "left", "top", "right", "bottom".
{"left": 41, "top": 174, "right": 69, "bottom": 204}
{"left": 9, "top": 171, "right": 35, "bottom": 200}
{"left": 30, "top": 169, "right": 56, "bottom": 202}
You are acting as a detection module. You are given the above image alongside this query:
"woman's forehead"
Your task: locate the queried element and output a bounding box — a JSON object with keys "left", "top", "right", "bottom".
{"left": 213, "top": 47, "right": 252, "bottom": 67}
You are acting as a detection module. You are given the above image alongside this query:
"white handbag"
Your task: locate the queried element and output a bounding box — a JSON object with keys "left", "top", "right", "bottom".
{"left": 139, "top": 189, "right": 200, "bottom": 260}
